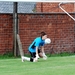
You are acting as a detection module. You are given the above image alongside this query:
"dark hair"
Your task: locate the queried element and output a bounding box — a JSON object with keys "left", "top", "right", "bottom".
{"left": 41, "top": 32, "right": 46, "bottom": 37}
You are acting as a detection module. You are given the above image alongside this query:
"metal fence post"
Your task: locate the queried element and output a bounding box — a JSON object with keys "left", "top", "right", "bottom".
{"left": 13, "top": 2, "right": 18, "bottom": 57}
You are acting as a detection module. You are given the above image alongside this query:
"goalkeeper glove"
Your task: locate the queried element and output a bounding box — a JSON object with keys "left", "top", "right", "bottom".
{"left": 43, "top": 53, "right": 47, "bottom": 60}
{"left": 36, "top": 54, "right": 40, "bottom": 59}
{"left": 33, "top": 54, "right": 39, "bottom": 62}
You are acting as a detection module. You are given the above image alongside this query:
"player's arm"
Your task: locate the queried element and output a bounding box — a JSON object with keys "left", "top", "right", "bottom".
{"left": 33, "top": 46, "right": 39, "bottom": 62}
{"left": 41, "top": 46, "right": 47, "bottom": 60}
{"left": 41, "top": 46, "right": 45, "bottom": 53}
{"left": 35, "top": 46, "right": 40, "bottom": 59}
{"left": 36, "top": 46, "right": 39, "bottom": 55}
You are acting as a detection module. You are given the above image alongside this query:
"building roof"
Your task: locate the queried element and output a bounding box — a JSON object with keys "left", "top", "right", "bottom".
{"left": 0, "top": 2, "right": 36, "bottom": 13}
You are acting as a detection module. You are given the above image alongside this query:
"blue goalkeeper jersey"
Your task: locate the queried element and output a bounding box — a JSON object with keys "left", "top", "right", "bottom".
{"left": 28, "top": 37, "right": 45, "bottom": 53}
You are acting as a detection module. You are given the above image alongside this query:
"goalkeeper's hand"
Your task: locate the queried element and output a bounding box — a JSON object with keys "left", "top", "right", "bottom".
{"left": 33, "top": 57, "right": 38, "bottom": 62}
{"left": 33, "top": 54, "right": 39, "bottom": 62}
{"left": 36, "top": 54, "right": 40, "bottom": 59}
{"left": 43, "top": 53, "right": 47, "bottom": 60}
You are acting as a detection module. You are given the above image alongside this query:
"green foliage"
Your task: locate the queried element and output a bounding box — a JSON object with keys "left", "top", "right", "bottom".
{"left": 0, "top": 52, "right": 75, "bottom": 59}
{"left": 48, "top": 52, "right": 75, "bottom": 57}
{"left": 0, "top": 52, "right": 14, "bottom": 59}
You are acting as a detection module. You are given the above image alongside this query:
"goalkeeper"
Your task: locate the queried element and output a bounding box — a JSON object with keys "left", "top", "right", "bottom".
{"left": 21, "top": 32, "right": 51, "bottom": 62}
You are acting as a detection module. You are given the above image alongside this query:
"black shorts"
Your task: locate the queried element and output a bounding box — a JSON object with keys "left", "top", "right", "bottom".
{"left": 29, "top": 49, "right": 40, "bottom": 62}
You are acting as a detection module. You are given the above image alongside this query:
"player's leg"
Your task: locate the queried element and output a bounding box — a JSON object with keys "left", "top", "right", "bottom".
{"left": 38, "top": 49, "right": 43, "bottom": 58}
{"left": 21, "top": 52, "right": 35, "bottom": 62}
{"left": 21, "top": 51, "right": 37, "bottom": 62}
{"left": 21, "top": 56, "right": 30, "bottom": 62}
{"left": 30, "top": 52, "right": 38, "bottom": 62}
{"left": 39, "top": 52, "right": 43, "bottom": 58}
{"left": 38, "top": 49, "right": 47, "bottom": 60}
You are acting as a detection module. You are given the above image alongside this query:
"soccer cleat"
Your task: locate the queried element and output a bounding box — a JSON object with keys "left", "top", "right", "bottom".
{"left": 21, "top": 56, "right": 25, "bottom": 62}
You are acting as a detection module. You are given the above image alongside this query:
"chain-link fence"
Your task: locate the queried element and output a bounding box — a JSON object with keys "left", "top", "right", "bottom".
{"left": 0, "top": 2, "right": 36, "bottom": 13}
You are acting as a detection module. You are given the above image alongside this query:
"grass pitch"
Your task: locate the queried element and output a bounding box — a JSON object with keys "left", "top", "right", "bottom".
{"left": 0, "top": 56, "right": 75, "bottom": 75}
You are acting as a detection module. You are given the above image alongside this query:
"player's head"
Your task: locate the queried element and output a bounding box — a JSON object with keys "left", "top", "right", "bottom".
{"left": 40, "top": 32, "right": 47, "bottom": 40}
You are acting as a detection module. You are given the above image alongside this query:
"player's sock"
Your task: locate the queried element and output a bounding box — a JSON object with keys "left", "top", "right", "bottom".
{"left": 22, "top": 56, "right": 30, "bottom": 62}
{"left": 21, "top": 56, "right": 24, "bottom": 62}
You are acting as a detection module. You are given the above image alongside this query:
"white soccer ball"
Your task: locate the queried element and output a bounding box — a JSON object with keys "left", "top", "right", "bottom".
{"left": 45, "top": 38, "right": 51, "bottom": 44}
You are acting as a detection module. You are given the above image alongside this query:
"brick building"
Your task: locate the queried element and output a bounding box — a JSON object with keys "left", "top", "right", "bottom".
{"left": 0, "top": 2, "right": 75, "bottom": 55}
{"left": 36, "top": 2, "right": 75, "bottom": 12}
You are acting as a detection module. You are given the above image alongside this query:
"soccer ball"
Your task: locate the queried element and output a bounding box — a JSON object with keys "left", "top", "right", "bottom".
{"left": 45, "top": 38, "right": 51, "bottom": 44}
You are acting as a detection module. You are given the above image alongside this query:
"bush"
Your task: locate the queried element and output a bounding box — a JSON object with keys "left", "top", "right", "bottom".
{"left": 48, "top": 52, "right": 75, "bottom": 57}
{"left": 0, "top": 52, "right": 14, "bottom": 59}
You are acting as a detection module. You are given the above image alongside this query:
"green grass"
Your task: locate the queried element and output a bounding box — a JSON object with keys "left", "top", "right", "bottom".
{"left": 0, "top": 55, "right": 75, "bottom": 75}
